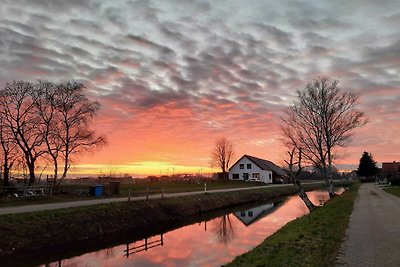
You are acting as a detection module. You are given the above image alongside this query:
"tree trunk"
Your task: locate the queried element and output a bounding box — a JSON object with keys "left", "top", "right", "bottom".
{"left": 27, "top": 162, "right": 35, "bottom": 185}
{"left": 62, "top": 155, "right": 69, "bottom": 180}
{"left": 3, "top": 163, "right": 9, "bottom": 186}
{"left": 327, "top": 177, "right": 335, "bottom": 198}
{"left": 52, "top": 159, "right": 58, "bottom": 184}
{"left": 296, "top": 180, "right": 316, "bottom": 211}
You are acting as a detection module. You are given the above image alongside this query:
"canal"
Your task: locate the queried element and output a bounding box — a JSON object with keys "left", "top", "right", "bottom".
{"left": 13, "top": 188, "right": 344, "bottom": 267}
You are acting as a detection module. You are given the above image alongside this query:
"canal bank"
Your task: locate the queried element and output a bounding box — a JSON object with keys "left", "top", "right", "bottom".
{"left": 0, "top": 184, "right": 324, "bottom": 257}
{"left": 227, "top": 182, "right": 358, "bottom": 267}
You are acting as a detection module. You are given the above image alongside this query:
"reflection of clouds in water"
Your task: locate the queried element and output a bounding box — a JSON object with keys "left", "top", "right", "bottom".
{"left": 44, "top": 190, "right": 337, "bottom": 267}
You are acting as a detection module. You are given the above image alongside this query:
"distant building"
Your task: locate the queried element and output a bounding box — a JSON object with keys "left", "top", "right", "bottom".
{"left": 229, "top": 155, "right": 286, "bottom": 183}
{"left": 382, "top": 161, "right": 400, "bottom": 179}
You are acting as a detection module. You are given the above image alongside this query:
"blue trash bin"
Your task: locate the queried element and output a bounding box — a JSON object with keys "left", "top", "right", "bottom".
{"left": 94, "top": 185, "right": 103, "bottom": 197}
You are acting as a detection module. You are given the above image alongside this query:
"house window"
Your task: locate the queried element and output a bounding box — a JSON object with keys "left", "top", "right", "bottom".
{"left": 248, "top": 211, "right": 253, "bottom": 217}
{"left": 269, "top": 174, "right": 272, "bottom": 180}
{"left": 240, "top": 211, "right": 245, "bottom": 217}
{"left": 232, "top": 174, "right": 239, "bottom": 180}
{"left": 243, "top": 173, "right": 249, "bottom": 180}
{"left": 239, "top": 164, "right": 244, "bottom": 169}
{"left": 252, "top": 173, "right": 260, "bottom": 178}
{"left": 247, "top": 164, "right": 252, "bottom": 169}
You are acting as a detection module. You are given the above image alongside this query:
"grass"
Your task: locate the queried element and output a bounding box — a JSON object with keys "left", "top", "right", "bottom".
{"left": 383, "top": 186, "right": 400, "bottom": 197}
{"left": 227, "top": 182, "right": 359, "bottom": 267}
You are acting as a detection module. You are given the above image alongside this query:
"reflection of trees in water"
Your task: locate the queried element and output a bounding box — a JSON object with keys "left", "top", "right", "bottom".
{"left": 103, "top": 247, "right": 115, "bottom": 260}
{"left": 215, "top": 215, "right": 236, "bottom": 244}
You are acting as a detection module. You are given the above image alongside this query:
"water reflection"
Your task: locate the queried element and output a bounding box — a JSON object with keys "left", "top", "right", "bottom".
{"left": 213, "top": 215, "right": 236, "bottom": 244}
{"left": 234, "top": 201, "right": 283, "bottom": 226}
{"left": 125, "top": 234, "right": 164, "bottom": 257}
{"left": 40, "top": 189, "right": 343, "bottom": 267}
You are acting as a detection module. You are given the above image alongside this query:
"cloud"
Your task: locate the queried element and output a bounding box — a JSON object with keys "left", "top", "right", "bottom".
{"left": 0, "top": 0, "right": 399, "bottom": 171}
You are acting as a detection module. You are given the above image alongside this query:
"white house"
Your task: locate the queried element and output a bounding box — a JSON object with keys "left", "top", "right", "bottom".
{"left": 229, "top": 155, "right": 285, "bottom": 183}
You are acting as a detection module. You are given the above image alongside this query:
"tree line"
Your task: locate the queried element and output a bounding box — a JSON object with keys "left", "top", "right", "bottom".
{"left": 0, "top": 80, "right": 106, "bottom": 187}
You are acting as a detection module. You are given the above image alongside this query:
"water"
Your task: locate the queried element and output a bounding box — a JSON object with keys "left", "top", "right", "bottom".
{"left": 39, "top": 189, "right": 343, "bottom": 267}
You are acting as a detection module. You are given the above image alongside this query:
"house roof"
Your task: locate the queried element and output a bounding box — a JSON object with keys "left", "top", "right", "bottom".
{"left": 230, "top": 154, "right": 286, "bottom": 176}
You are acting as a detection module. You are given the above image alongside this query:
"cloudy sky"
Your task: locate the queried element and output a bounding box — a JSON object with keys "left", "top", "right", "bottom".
{"left": 0, "top": 0, "right": 399, "bottom": 176}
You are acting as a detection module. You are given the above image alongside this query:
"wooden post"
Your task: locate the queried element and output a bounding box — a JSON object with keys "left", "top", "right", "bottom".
{"left": 161, "top": 188, "right": 164, "bottom": 199}
{"left": 204, "top": 183, "right": 207, "bottom": 192}
{"left": 128, "top": 189, "right": 131, "bottom": 202}
{"left": 146, "top": 186, "right": 149, "bottom": 200}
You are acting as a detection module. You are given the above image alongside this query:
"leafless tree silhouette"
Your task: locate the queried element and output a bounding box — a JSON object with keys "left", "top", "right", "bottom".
{"left": 0, "top": 80, "right": 106, "bottom": 186}
{"left": 281, "top": 77, "right": 366, "bottom": 196}
{"left": 214, "top": 214, "right": 236, "bottom": 244}
{"left": 210, "top": 136, "right": 235, "bottom": 178}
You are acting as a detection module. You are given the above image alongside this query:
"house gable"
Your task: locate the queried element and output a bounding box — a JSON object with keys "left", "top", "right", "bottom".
{"left": 229, "top": 155, "right": 285, "bottom": 183}
{"left": 229, "top": 154, "right": 285, "bottom": 176}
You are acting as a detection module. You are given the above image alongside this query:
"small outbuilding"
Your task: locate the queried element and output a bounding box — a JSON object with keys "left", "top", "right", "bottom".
{"left": 229, "top": 154, "right": 286, "bottom": 183}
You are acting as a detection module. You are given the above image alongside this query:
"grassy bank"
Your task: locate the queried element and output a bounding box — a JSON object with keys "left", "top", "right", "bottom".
{"left": 0, "top": 183, "right": 323, "bottom": 257}
{"left": 383, "top": 186, "right": 400, "bottom": 197}
{"left": 227, "top": 182, "right": 359, "bottom": 267}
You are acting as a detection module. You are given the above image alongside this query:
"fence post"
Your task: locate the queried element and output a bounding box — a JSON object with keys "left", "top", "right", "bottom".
{"left": 146, "top": 186, "right": 149, "bottom": 200}
{"left": 49, "top": 186, "right": 53, "bottom": 198}
{"left": 204, "top": 183, "right": 207, "bottom": 192}
{"left": 128, "top": 189, "right": 131, "bottom": 202}
{"left": 161, "top": 188, "right": 164, "bottom": 199}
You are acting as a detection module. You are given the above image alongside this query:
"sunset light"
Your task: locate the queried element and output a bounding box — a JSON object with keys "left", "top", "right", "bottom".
{"left": 0, "top": 1, "right": 399, "bottom": 178}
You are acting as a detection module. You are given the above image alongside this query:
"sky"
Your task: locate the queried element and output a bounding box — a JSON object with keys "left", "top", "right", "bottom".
{"left": 0, "top": 0, "right": 399, "bottom": 177}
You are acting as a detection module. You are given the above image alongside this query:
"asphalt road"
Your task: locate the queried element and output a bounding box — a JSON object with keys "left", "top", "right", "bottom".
{"left": 336, "top": 183, "right": 400, "bottom": 266}
{"left": 0, "top": 183, "right": 297, "bottom": 216}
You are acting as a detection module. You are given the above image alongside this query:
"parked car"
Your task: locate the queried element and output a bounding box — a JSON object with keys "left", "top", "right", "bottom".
{"left": 275, "top": 178, "right": 284, "bottom": 184}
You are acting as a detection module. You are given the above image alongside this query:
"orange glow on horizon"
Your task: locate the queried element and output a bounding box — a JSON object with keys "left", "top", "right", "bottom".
{"left": 69, "top": 161, "right": 219, "bottom": 177}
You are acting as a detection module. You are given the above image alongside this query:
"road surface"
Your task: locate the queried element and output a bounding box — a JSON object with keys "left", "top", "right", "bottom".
{"left": 336, "top": 183, "right": 400, "bottom": 266}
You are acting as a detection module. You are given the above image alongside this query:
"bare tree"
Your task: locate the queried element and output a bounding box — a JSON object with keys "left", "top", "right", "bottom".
{"left": 0, "top": 81, "right": 45, "bottom": 185}
{"left": 53, "top": 82, "right": 106, "bottom": 183}
{"left": 0, "top": 80, "right": 106, "bottom": 187}
{"left": 210, "top": 136, "right": 235, "bottom": 178}
{"left": 283, "top": 146, "right": 316, "bottom": 210}
{"left": 281, "top": 77, "right": 367, "bottom": 196}
{"left": 34, "top": 81, "right": 63, "bottom": 184}
{"left": 283, "top": 147, "right": 302, "bottom": 186}
{"left": 0, "top": 116, "right": 18, "bottom": 186}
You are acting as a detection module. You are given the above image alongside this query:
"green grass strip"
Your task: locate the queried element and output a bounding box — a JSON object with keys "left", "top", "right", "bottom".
{"left": 383, "top": 186, "right": 400, "bottom": 197}
{"left": 227, "top": 183, "right": 359, "bottom": 267}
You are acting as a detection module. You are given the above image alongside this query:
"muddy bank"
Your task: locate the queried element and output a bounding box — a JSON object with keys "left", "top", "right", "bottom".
{"left": 0, "top": 184, "right": 322, "bottom": 257}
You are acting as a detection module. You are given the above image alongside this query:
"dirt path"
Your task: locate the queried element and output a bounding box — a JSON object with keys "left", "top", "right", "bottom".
{"left": 336, "top": 183, "right": 400, "bottom": 266}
